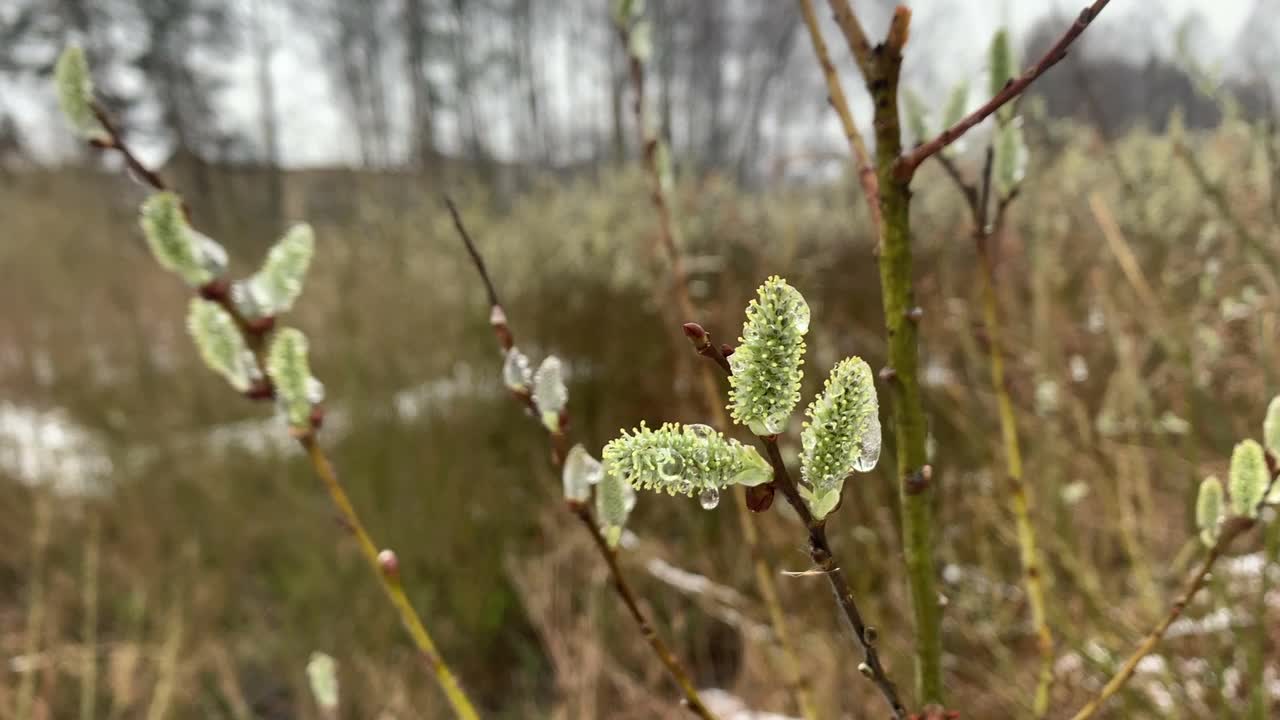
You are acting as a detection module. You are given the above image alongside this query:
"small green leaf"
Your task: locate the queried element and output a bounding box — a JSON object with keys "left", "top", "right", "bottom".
{"left": 139, "top": 193, "right": 227, "bottom": 287}
{"left": 728, "top": 277, "right": 809, "bottom": 436}
{"left": 186, "top": 299, "right": 255, "bottom": 392}
{"left": 268, "top": 328, "right": 323, "bottom": 429}
{"left": 1229, "top": 439, "right": 1267, "bottom": 518}
{"left": 54, "top": 46, "right": 107, "bottom": 142}
{"left": 1196, "top": 476, "right": 1223, "bottom": 547}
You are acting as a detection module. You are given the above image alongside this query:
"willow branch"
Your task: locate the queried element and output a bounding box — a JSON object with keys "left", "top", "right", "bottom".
{"left": 1067, "top": 516, "right": 1256, "bottom": 720}
{"left": 618, "top": 12, "right": 819, "bottom": 717}
{"left": 446, "top": 198, "right": 718, "bottom": 720}
{"left": 799, "top": 0, "right": 881, "bottom": 238}
{"left": 824, "top": 0, "right": 874, "bottom": 77}
{"left": 686, "top": 326, "right": 907, "bottom": 720}
{"left": 896, "top": 0, "right": 1113, "bottom": 180}
{"left": 83, "top": 111, "right": 481, "bottom": 720}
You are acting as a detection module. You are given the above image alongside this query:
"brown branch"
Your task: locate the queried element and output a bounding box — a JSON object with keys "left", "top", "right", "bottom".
{"left": 572, "top": 507, "right": 718, "bottom": 719}
{"left": 447, "top": 201, "right": 718, "bottom": 720}
{"left": 825, "top": 0, "right": 874, "bottom": 77}
{"left": 896, "top": 0, "right": 1113, "bottom": 180}
{"left": 1067, "top": 516, "right": 1256, "bottom": 720}
{"left": 89, "top": 101, "right": 197, "bottom": 224}
{"left": 688, "top": 330, "right": 907, "bottom": 720}
{"left": 799, "top": 0, "right": 882, "bottom": 238}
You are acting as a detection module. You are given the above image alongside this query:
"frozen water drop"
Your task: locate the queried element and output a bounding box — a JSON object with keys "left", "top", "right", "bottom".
{"left": 657, "top": 450, "right": 684, "bottom": 481}
{"left": 698, "top": 487, "right": 721, "bottom": 510}
{"left": 502, "top": 348, "right": 532, "bottom": 391}
{"left": 853, "top": 416, "right": 882, "bottom": 473}
{"left": 686, "top": 424, "right": 716, "bottom": 440}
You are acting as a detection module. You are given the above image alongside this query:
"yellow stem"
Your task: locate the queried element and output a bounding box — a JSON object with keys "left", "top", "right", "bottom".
{"left": 300, "top": 436, "right": 481, "bottom": 720}
{"left": 1067, "top": 519, "right": 1250, "bottom": 720}
{"left": 978, "top": 255, "right": 1054, "bottom": 716}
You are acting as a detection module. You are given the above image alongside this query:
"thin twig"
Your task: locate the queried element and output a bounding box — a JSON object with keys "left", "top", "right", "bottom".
{"left": 84, "top": 102, "right": 481, "bottom": 720}
{"left": 446, "top": 199, "right": 718, "bottom": 720}
{"left": 617, "top": 11, "right": 820, "bottom": 716}
{"left": 799, "top": 0, "right": 881, "bottom": 239}
{"left": 896, "top": 0, "right": 1113, "bottom": 180}
{"left": 1066, "top": 516, "right": 1256, "bottom": 720}
{"left": 688, "top": 331, "right": 907, "bottom": 720}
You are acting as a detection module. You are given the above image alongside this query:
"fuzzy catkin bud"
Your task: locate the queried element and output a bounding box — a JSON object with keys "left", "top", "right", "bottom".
{"left": 54, "top": 46, "right": 107, "bottom": 142}
{"left": 1196, "top": 476, "right": 1224, "bottom": 547}
{"left": 596, "top": 465, "right": 635, "bottom": 549}
{"left": 186, "top": 299, "right": 256, "bottom": 392}
{"left": 1263, "top": 396, "right": 1280, "bottom": 456}
{"left": 268, "top": 328, "right": 322, "bottom": 429}
{"left": 1229, "top": 439, "right": 1267, "bottom": 518}
{"left": 306, "top": 652, "right": 339, "bottom": 711}
{"left": 989, "top": 29, "right": 1015, "bottom": 123}
{"left": 139, "top": 193, "right": 227, "bottom": 287}
{"left": 800, "top": 357, "right": 882, "bottom": 520}
{"left": 941, "top": 80, "right": 968, "bottom": 130}
{"left": 563, "top": 444, "right": 602, "bottom": 504}
{"left": 532, "top": 356, "right": 568, "bottom": 432}
{"left": 994, "top": 121, "right": 1028, "bottom": 198}
{"left": 236, "top": 224, "right": 314, "bottom": 318}
{"left": 728, "top": 277, "right": 809, "bottom": 436}
{"left": 602, "top": 422, "right": 772, "bottom": 499}
{"left": 502, "top": 347, "right": 532, "bottom": 393}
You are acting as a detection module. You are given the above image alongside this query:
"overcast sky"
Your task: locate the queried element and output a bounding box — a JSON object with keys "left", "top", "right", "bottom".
{"left": 10, "top": 0, "right": 1260, "bottom": 167}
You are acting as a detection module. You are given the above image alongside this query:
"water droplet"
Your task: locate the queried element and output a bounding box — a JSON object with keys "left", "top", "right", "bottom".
{"left": 699, "top": 487, "right": 721, "bottom": 510}
{"left": 854, "top": 416, "right": 882, "bottom": 473}
{"left": 502, "top": 348, "right": 532, "bottom": 391}
{"left": 686, "top": 424, "right": 716, "bottom": 440}
{"left": 305, "top": 377, "right": 326, "bottom": 405}
{"left": 790, "top": 305, "right": 810, "bottom": 334}
{"left": 658, "top": 450, "right": 684, "bottom": 480}
{"left": 761, "top": 413, "right": 786, "bottom": 435}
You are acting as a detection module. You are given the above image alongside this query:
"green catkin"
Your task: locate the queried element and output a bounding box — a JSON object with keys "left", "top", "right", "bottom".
{"left": 602, "top": 422, "right": 772, "bottom": 499}
{"left": 728, "top": 276, "right": 809, "bottom": 436}
{"left": 800, "top": 356, "right": 882, "bottom": 519}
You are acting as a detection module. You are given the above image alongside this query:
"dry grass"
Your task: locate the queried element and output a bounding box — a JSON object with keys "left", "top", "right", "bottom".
{"left": 1, "top": 117, "right": 1278, "bottom": 718}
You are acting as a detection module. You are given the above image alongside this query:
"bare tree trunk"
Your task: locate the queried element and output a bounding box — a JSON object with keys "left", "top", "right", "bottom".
{"left": 253, "top": 0, "right": 283, "bottom": 224}
{"left": 404, "top": 0, "right": 434, "bottom": 169}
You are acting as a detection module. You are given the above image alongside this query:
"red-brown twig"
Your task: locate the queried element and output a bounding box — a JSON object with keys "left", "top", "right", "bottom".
{"left": 895, "top": 0, "right": 1112, "bottom": 180}
{"left": 686, "top": 326, "right": 907, "bottom": 720}
{"left": 446, "top": 197, "right": 718, "bottom": 720}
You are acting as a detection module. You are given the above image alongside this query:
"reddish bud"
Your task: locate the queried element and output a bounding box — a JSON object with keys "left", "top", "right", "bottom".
{"left": 746, "top": 483, "right": 775, "bottom": 512}
{"left": 377, "top": 549, "right": 400, "bottom": 578}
